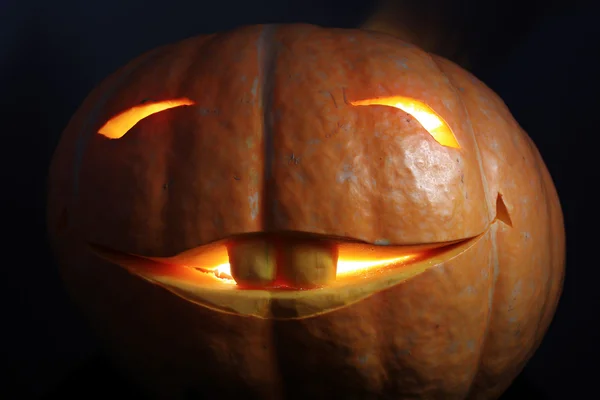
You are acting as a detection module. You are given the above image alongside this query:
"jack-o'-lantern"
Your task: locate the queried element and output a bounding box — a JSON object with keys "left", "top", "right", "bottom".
{"left": 47, "top": 17, "right": 564, "bottom": 400}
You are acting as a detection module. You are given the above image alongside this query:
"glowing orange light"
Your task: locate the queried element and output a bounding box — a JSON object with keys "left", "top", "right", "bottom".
{"left": 337, "top": 255, "right": 415, "bottom": 275}
{"left": 199, "top": 255, "right": 416, "bottom": 284}
{"left": 178, "top": 238, "right": 430, "bottom": 286}
{"left": 98, "top": 97, "right": 195, "bottom": 139}
{"left": 211, "top": 263, "right": 235, "bottom": 283}
{"left": 351, "top": 96, "right": 460, "bottom": 148}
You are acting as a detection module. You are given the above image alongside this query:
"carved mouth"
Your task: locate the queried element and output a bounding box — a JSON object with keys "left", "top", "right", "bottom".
{"left": 88, "top": 231, "right": 483, "bottom": 319}
{"left": 82, "top": 180, "right": 512, "bottom": 319}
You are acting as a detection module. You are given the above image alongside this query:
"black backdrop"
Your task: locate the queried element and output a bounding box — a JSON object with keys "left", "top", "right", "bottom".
{"left": 1, "top": 0, "right": 594, "bottom": 398}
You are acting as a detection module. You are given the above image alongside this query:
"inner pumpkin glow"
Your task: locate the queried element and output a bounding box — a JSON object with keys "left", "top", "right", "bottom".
{"left": 350, "top": 96, "right": 460, "bottom": 148}
{"left": 98, "top": 97, "right": 195, "bottom": 139}
{"left": 196, "top": 252, "right": 417, "bottom": 285}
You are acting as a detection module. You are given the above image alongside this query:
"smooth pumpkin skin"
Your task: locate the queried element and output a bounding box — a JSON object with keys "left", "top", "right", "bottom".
{"left": 47, "top": 24, "right": 565, "bottom": 399}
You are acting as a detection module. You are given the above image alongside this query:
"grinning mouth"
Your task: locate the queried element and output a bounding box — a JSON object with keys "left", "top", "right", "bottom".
{"left": 87, "top": 230, "right": 484, "bottom": 319}
{"left": 88, "top": 231, "right": 473, "bottom": 290}
{"left": 82, "top": 188, "right": 511, "bottom": 319}
{"left": 185, "top": 238, "right": 464, "bottom": 289}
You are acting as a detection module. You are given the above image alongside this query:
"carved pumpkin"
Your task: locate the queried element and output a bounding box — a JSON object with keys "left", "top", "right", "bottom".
{"left": 48, "top": 22, "right": 564, "bottom": 400}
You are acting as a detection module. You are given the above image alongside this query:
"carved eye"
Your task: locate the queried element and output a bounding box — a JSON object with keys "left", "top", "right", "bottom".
{"left": 98, "top": 98, "right": 195, "bottom": 139}
{"left": 351, "top": 96, "right": 460, "bottom": 148}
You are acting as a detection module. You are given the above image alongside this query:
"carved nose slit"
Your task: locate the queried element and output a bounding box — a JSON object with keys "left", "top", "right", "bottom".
{"left": 227, "top": 236, "right": 339, "bottom": 289}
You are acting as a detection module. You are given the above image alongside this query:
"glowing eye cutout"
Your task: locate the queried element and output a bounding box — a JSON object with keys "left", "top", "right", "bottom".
{"left": 98, "top": 97, "right": 195, "bottom": 139}
{"left": 351, "top": 96, "right": 460, "bottom": 148}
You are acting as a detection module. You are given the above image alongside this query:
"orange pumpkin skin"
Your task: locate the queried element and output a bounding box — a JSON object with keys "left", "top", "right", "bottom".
{"left": 47, "top": 24, "right": 565, "bottom": 399}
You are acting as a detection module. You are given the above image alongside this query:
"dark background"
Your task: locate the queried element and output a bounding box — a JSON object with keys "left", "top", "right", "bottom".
{"left": 1, "top": 0, "right": 593, "bottom": 398}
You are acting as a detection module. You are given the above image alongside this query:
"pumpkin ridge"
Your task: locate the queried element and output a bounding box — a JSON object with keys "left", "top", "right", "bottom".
{"left": 258, "top": 24, "right": 279, "bottom": 231}
{"left": 523, "top": 136, "right": 558, "bottom": 350}
{"left": 255, "top": 28, "right": 283, "bottom": 383}
{"left": 430, "top": 55, "right": 494, "bottom": 220}
{"left": 429, "top": 55, "right": 499, "bottom": 395}
{"left": 465, "top": 223, "right": 499, "bottom": 397}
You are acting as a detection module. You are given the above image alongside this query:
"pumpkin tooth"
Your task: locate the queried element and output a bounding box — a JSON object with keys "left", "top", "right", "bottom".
{"left": 280, "top": 241, "right": 339, "bottom": 288}
{"left": 227, "top": 238, "right": 276, "bottom": 286}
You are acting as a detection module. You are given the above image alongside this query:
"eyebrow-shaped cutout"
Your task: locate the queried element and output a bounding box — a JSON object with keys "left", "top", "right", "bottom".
{"left": 350, "top": 96, "right": 460, "bottom": 148}
{"left": 98, "top": 97, "right": 195, "bottom": 139}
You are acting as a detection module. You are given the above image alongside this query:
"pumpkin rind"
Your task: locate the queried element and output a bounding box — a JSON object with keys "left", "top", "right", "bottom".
{"left": 52, "top": 24, "right": 491, "bottom": 258}
{"left": 434, "top": 57, "right": 565, "bottom": 397}
{"left": 48, "top": 24, "right": 565, "bottom": 400}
